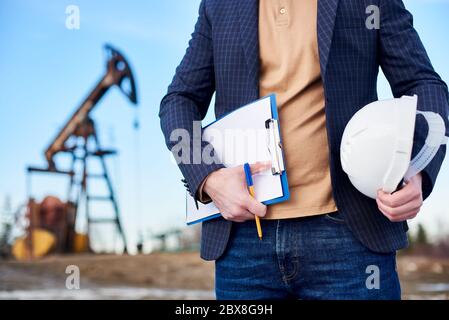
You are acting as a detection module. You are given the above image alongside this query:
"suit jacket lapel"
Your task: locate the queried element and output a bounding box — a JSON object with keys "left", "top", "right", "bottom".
{"left": 238, "top": 0, "right": 260, "bottom": 93}
{"left": 317, "top": 0, "right": 339, "bottom": 79}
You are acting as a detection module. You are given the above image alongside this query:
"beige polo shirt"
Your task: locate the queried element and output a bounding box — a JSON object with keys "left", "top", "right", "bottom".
{"left": 259, "top": 0, "right": 337, "bottom": 219}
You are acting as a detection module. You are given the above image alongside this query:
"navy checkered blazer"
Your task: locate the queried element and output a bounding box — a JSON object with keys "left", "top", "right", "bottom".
{"left": 160, "top": 0, "right": 449, "bottom": 261}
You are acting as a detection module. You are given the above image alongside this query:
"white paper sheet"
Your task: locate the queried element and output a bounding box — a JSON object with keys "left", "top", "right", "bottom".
{"left": 186, "top": 96, "right": 284, "bottom": 224}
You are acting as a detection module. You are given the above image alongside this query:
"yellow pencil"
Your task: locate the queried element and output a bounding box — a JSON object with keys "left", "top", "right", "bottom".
{"left": 244, "top": 163, "right": 263, "bottom": 240}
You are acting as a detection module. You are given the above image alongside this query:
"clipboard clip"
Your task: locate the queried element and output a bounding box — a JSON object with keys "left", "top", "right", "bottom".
{"left": 265, "top": 119, "right": 285, "bottom": 175}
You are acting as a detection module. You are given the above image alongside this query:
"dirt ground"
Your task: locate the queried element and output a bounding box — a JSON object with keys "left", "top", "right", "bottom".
{"left": 0, "top": 252, "right": 214, "bottom": 289}
{"left": 0, "top": 252, "right": 448, "bottom": 299}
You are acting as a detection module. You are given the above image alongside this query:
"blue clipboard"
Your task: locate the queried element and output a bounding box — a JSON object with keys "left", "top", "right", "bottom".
{"left": 186, "top": 94, "right": 290, "bottom": 225}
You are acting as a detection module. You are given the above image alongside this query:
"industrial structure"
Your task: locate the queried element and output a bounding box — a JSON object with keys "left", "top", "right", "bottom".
{"left": 12, "top": 45, "right": 138, "bottom": 260}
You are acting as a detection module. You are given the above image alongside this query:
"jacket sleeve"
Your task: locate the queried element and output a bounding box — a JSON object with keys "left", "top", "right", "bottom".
{"left": 159, "top": 0, "right": 224, "bottom": 202}
{"left": 379, "top": 0, "right": 449, "bottom": 200}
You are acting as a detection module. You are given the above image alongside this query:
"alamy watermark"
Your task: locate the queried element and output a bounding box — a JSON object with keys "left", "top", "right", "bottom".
{"left": 65, "top": 5, "right": 80, "bottom": 30}
{"left": 365, "top": 265, "right": 380, "bottom": 289}
{"left": 65, "top": 264, "right": 80, "bottom": 290}
{"left": 169, "top": 121, "right": 272, "bottom": 166}
{"left": 366, "top": 5, "right": 380, "bottom": 30}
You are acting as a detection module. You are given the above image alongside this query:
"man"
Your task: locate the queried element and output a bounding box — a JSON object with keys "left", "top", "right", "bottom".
{"left": 160, "top": 0, "right": 448, "bottom": 299}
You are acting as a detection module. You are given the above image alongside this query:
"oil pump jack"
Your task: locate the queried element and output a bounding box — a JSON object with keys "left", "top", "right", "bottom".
{"left": 19, "top": 45, "right": 138, "bottom": 258}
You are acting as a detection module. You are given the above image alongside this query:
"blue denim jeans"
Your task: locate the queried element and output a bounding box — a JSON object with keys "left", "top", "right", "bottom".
{"left": 215, "top": 212, "right": 401, "bottom": 300}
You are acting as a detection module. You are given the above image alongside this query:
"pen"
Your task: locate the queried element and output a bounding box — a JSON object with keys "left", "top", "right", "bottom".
{"left": 244, "top": 163, "right": 263, "bottom": 240}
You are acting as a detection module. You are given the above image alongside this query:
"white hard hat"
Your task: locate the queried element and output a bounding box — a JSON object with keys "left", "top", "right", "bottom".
{"left": 341, "top": 95, "right": 448, "bottom": 199}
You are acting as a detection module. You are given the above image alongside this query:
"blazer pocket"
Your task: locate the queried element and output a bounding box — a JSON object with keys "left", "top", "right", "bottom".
{"left": 324, "top": 212, "right": 345, "bottom": 224}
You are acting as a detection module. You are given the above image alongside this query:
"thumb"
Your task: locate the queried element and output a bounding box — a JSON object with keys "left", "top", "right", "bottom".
{"left": 244, "top": 195, "right": 267, "bottom": 218}
{"left": 249, "top": 161, "right": 271, "bottom": 175}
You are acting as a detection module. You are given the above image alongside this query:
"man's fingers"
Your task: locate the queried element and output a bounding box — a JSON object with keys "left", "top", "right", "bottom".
{"left": 376, "top": 197, "right": 418, "bottom": 217}
{"left": 249, "top": 161, "right": 271, "bottom": 174}
{"left": 379, "top": 207, "right": 420, "bottom": 222}
{"left": 223, "top": 206, "right": 255, "bottom": 222}
{"left": 376, "top": 197, "right": 421, "bottom": 222}
{"left": 244, "top": 196, "right": 267, "bottom": 217}
{"left": 240, "top": 210, "right": 256, "bottom": 220}
{"left": 231, "top": 212, "right": 255, "bottom": 222}
{"left": 377, "top": 182, "right": 420, "bottom": 208}
{"left": 221, "top": 162, "right": 269, "bottom": 221}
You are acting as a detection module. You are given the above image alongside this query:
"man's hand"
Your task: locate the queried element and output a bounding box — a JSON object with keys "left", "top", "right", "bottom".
{"left": 376, "top": 173, "right": 423, "bottom": 222}
{"left": 203, "top": 162, "right": 270, "bottom": 223}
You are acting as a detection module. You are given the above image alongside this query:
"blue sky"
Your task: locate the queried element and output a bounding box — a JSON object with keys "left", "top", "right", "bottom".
{"left": 0, "top": 0, "right": 448, "bottom": 251}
